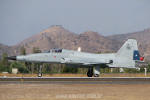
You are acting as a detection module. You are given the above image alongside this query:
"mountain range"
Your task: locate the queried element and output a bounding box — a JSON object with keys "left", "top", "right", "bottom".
{"left": 0, "top": 25, "right": 150, "bottom": 61}
{"left": 108, "top": 28, "right": 150, "bottom": 60}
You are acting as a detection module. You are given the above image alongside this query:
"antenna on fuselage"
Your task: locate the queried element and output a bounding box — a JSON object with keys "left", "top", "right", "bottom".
{"left": 77, "top": 47, "right": 81, "bottom": 52}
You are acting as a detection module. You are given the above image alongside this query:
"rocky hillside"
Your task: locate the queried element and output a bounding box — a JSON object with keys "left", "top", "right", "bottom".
{"left": 1, "top": 25, "right": 150, "bottom": 61}
{"left": 13, "top": 26, "right": 118, "bottom": 55}
{"left": 108, "top": 28, "right": 150, "bottom": 61}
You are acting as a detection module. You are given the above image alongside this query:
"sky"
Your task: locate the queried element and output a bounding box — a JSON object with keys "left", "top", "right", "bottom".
{"left": 0, "top": 0, "right": 150, "bottom": 46}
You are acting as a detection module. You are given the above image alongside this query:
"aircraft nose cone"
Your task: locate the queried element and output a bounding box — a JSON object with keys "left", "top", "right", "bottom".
{"left": 6, "top": 56, "right": 16, "bottom": 60}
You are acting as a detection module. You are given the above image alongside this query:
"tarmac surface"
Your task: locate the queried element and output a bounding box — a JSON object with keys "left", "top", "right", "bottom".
{"left": 1, "top": 77, "right": 150, "bottom": 100}
{"left": 1, "top": 77, "right": 150, "bottom": 84}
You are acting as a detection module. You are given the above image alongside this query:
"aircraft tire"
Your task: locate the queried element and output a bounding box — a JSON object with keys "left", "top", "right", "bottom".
{"left": 38, "top": 73, "right": 42, "bottom": 77}
{"left": 87, "top": 68, "right": 93, "bottom": 77}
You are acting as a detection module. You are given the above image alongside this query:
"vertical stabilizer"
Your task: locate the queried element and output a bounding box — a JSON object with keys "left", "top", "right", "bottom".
{"left": 116, "top": 39, "right": 139, "bottom": 60}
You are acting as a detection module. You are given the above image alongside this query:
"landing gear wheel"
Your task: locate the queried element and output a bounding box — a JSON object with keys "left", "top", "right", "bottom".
{"left": 87, "top": 67, "right": 93, "bottom": 77}
{"left": 94, "top": 66, "right": 100, "bottom": 77}
{"left": 38, "top": 73, "right": 42, "bottom": 77}
{"left": 94, "top": 74, "right": 99, "bottom": 77}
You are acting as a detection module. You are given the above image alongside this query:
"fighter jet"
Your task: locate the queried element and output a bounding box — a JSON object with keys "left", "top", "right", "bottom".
{"left": 7, "top": 39, "right": 144, "bottom": 77}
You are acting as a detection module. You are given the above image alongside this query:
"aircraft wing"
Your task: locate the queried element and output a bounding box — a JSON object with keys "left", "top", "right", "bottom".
{"left": 61, "top": 57, "right": 113, "bottom": 65}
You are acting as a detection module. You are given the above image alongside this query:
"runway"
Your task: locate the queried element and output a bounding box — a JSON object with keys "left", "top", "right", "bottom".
{"left": 1, "top": 77, "right": 150, "bottom": 84}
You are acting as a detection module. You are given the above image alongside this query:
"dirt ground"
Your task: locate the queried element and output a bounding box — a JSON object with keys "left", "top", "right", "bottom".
{"left": 0, "top": 83, "right": 150, "bottom": 100}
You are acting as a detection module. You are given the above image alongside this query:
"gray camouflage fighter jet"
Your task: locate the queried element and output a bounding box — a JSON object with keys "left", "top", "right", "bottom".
{"left": 7, "top": 39, "right": 144, "bottom": 77}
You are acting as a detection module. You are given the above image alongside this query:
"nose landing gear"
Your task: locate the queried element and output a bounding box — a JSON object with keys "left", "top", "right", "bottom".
{"left": 38, "top": 65, "right": 43, "bottom": 77}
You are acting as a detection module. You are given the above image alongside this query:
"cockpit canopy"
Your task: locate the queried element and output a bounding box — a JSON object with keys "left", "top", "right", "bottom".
{"left": 43, "top": 48, "right": 63, "bottom": 53}
{"left": 51, "top": 48, "right": 62, "bottom": 53}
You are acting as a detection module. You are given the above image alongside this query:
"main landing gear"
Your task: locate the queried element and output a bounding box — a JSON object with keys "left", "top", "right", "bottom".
{"left": 87, "top": 66, "right": 100, "bottom": 77}
{"left": 87, "top": 67, "right": 93, "bottom": 77}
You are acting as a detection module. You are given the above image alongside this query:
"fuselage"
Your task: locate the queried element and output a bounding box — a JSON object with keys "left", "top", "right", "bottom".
{"left": 17, "top": 49, "right": 116, "bottom": 67}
